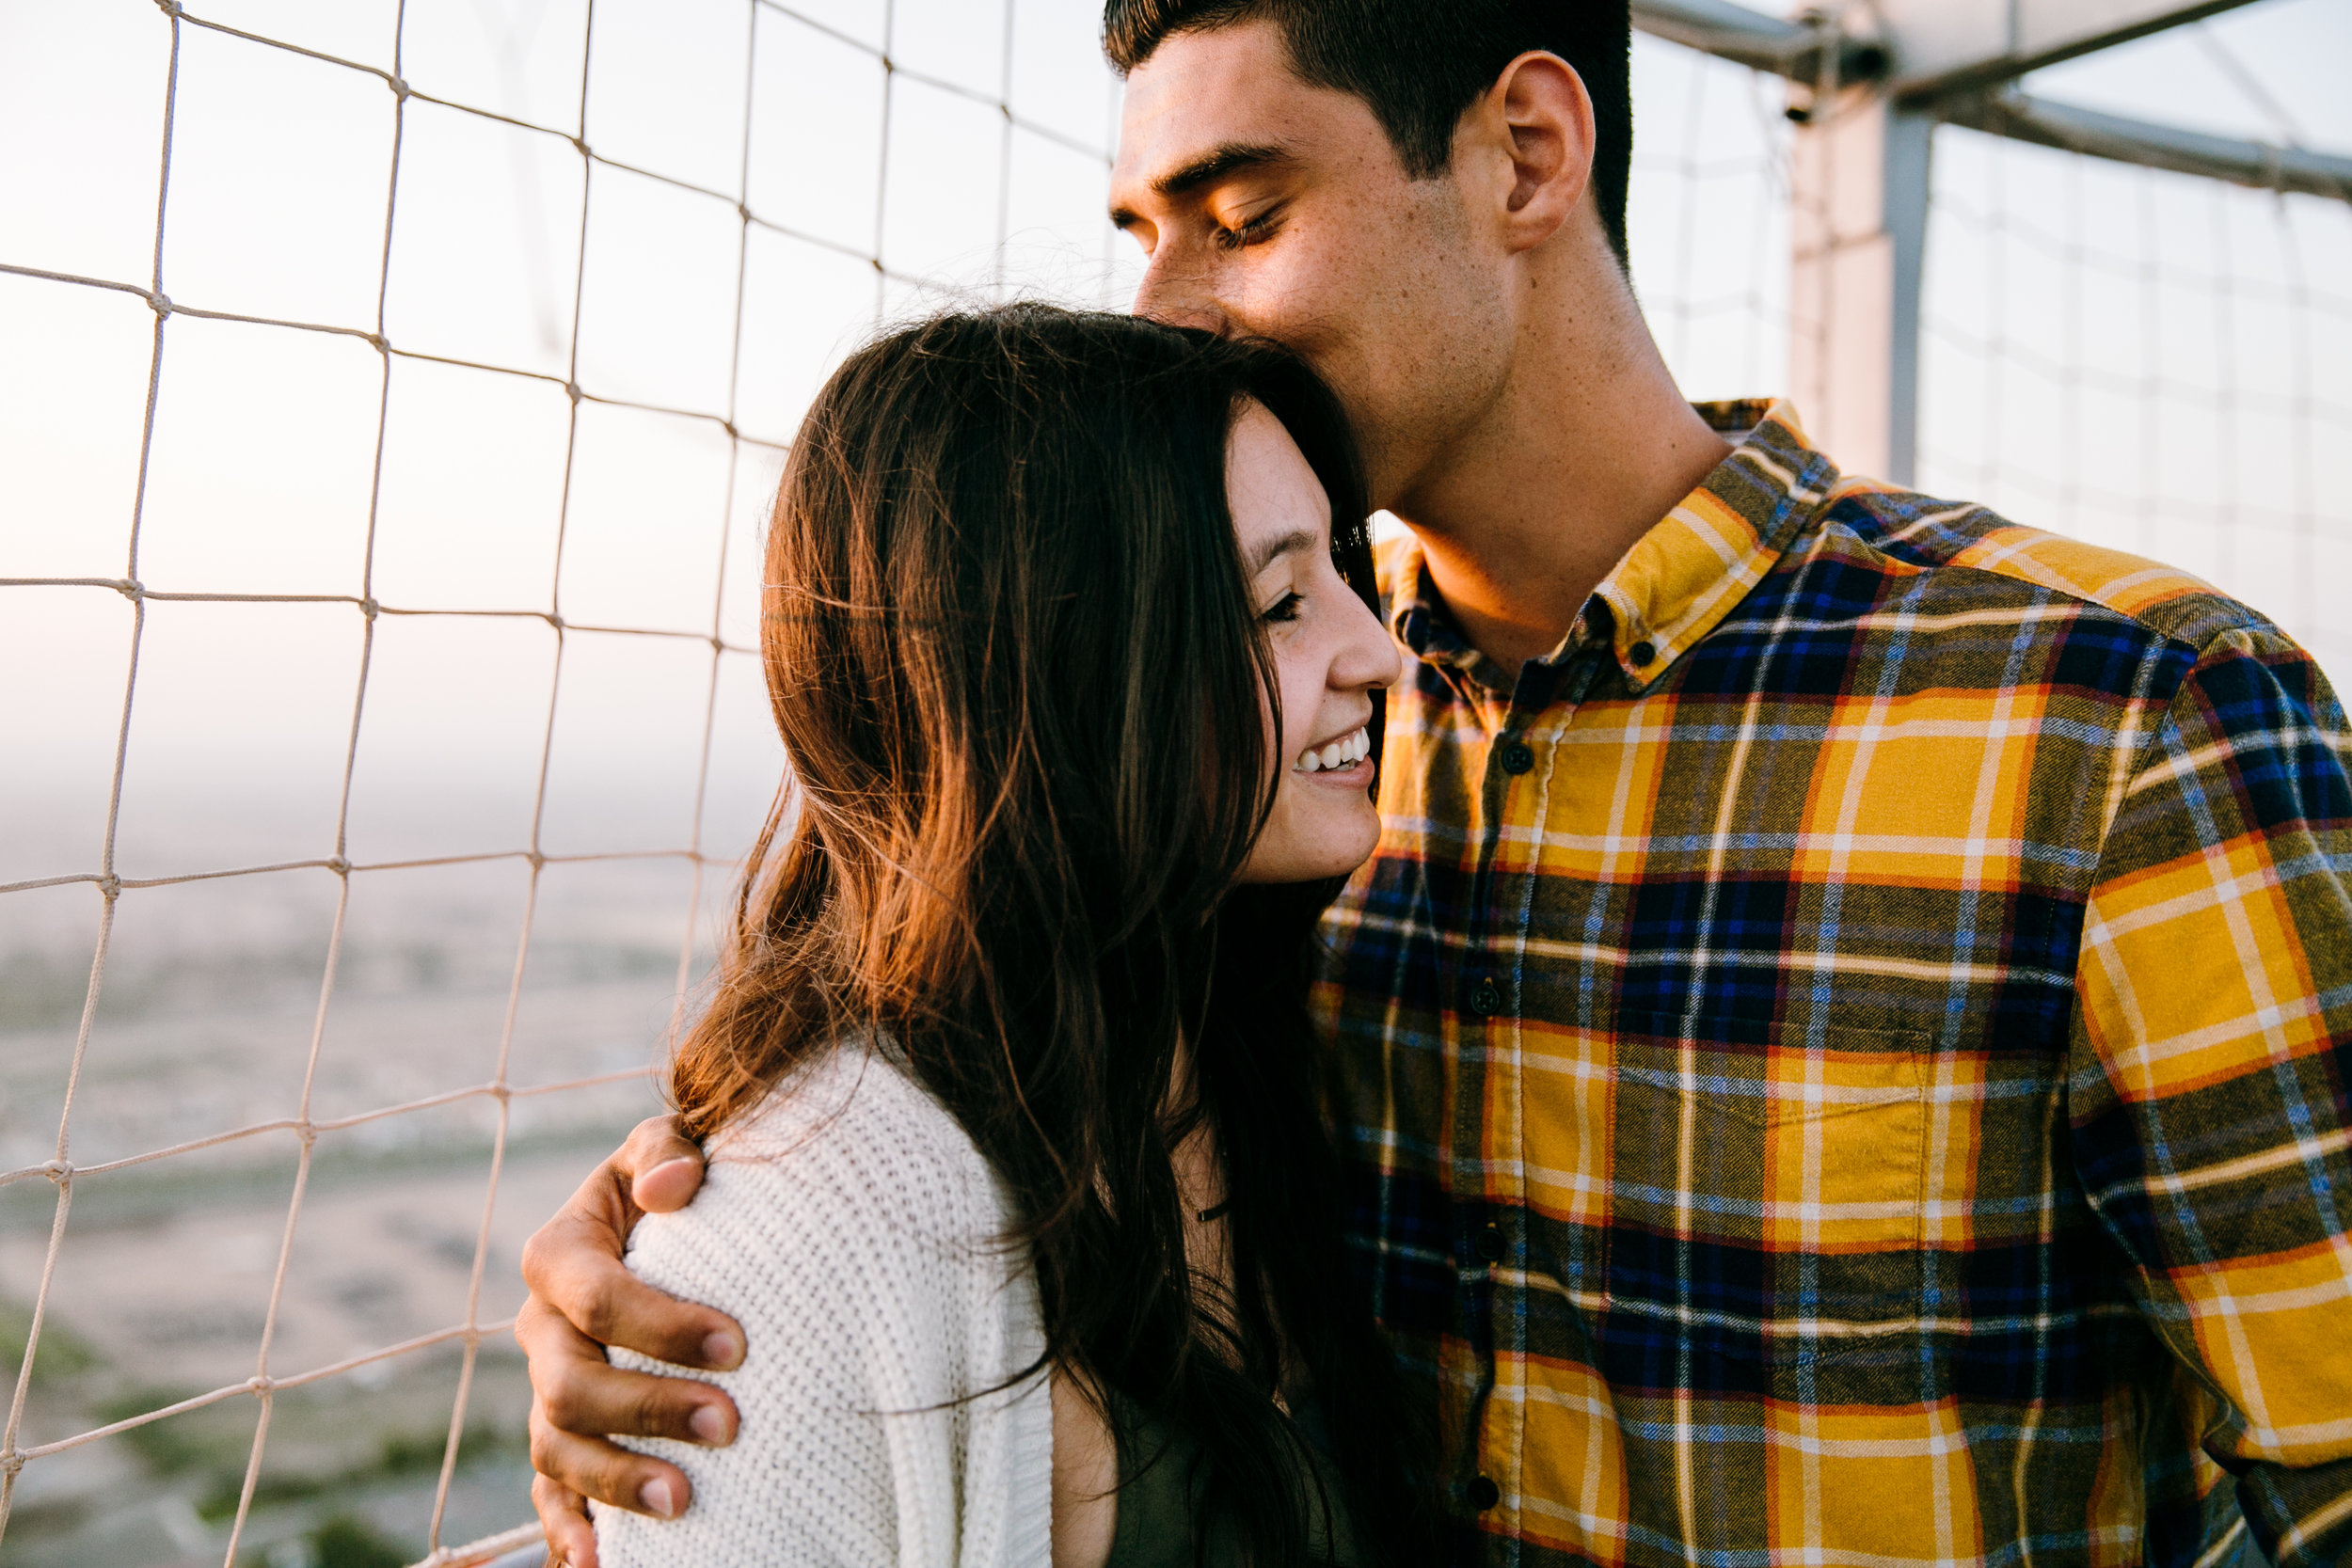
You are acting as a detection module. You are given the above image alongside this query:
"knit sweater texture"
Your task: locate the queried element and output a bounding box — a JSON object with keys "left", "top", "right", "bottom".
{"left": 593, "top": 1042, "right": 1053, "bottom": 1567}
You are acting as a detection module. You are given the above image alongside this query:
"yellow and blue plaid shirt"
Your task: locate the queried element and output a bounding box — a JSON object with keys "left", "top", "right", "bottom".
{"left": 1314, "top": 401, "right": 2352, "bottom": 1567}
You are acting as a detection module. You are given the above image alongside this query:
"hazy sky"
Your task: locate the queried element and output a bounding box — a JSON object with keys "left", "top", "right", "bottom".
{"left": 2, "top": 0, "right": 2346, "bottom": 902}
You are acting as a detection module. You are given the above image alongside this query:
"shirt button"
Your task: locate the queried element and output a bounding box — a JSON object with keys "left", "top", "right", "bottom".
{"left": 1468, "top": 976, "right": 1502, "bottom": 1017}
{"left": 1500, "top": 740, "right": 1534, "bottom": 775}
{"left": 1469, "top": 1475, "right": 1501, "bottom": 1511}
{"left": 1628, "top": 640, "right": 1657, "bottom": 667}
{"left": 1473, "top": 1225, "right": 1504, "bottom": 1263}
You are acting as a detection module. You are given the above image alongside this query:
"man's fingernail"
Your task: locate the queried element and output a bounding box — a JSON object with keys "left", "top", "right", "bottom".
{"left": 690, "top": 1404, "right": 727, "bottom": 1445}
{"left": 702, "top": 1330, "right": 741, "bottom": 1367}
{"left": 638, "top": 1476, "right": 678, "bottom": 1518}
{"left": 647, "top": 1157, "right": 697, "bottom": 1181}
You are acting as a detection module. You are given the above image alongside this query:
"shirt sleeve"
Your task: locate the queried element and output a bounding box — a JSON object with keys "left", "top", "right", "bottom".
{"left": 2068, "top": 626, "right": 2352, "bottom": 1564}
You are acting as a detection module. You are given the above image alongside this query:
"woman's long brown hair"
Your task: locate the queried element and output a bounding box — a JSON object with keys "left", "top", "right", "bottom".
{"left": 671, "top": 305, "right": 1432, "bottom": 1564}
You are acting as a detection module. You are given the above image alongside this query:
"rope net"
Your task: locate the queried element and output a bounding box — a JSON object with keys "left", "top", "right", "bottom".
{"left": 1626, "top": 38, "right": 1794, "bottom": 407}
{"left": 1921, "top": 125, "right": 2352, "bottom": 680}
{"left": 0, "top": 6, "right": 2336, "bottom": 1566}
{"left": 1, "top": 2, "right": 1123, "bottom": 1562}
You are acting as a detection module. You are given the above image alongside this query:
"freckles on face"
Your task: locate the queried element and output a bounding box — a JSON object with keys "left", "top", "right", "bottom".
{"left": 1224, "top": 403, "right": 1401, "bottom": 886}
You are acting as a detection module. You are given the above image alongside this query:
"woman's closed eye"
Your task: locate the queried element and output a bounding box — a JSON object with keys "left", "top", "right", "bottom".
{"left": 1262, "top": 591, "right": 1304, "bottom": 625}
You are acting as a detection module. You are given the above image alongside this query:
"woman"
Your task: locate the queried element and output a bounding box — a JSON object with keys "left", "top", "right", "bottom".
{"left": 593, "top": 305, "right": 1428, "bottom": 1567}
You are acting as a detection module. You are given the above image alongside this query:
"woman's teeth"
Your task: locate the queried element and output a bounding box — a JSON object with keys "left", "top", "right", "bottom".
{"left": 1295, "top": 727, "right": 1371, "bottom": 773}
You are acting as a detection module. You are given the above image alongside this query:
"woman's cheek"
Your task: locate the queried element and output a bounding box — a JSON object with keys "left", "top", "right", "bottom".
{"left": 1279, "top": 658, "right": 1323, "bottom": 768}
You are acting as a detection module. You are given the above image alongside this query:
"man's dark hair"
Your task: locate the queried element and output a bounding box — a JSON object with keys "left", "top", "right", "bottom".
{"left": 1104, "top": 0, "right": 1635, "bottom": 269}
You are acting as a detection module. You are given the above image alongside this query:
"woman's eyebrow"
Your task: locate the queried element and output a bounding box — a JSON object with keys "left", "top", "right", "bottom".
{"left": 1247, "top": 527, "right": 1320, "bottom": 576}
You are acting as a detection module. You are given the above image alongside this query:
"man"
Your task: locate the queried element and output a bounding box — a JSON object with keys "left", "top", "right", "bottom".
{"left": 517, "top": 2, "right": 2352, "bottom": 1563}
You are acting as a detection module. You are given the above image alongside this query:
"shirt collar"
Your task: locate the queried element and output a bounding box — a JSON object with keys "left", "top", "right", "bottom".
{"left": 1384, "top": 399, "right": 1836, "bottom": 694}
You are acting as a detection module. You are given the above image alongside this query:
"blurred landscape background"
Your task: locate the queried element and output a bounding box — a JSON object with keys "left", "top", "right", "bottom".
{"left": 3, "top": 0, "right": 2348, "bottom": 1562}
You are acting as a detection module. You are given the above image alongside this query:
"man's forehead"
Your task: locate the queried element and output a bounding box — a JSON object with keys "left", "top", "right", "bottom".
{"left": 1111, "top": 23, "right": 1330, "bottom": 191}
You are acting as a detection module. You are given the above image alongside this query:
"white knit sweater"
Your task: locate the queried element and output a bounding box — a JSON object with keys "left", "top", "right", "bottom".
{"left": 593, "top": 1043, "right": 1053, "bottom": 1567}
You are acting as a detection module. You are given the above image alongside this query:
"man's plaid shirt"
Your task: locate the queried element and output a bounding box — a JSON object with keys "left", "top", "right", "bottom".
{"left": 1313, "top": 401, "right": 2352, "bottom": 1567}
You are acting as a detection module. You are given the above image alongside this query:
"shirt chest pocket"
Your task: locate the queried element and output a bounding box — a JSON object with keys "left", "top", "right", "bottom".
{"left": 1601, "top": 1015, "right": 1929, "bottom": 1370}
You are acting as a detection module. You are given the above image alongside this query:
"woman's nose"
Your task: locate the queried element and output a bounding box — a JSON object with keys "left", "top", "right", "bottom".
{"left": 1336, "top": 598, "right": 1404, "bottom": 691}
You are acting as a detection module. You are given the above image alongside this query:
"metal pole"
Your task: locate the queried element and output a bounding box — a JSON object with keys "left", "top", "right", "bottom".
{"left": 1886, "top": 106, "right": 1932, "bottom": 487}
{"left": 1788, "top": 84, "right": 1931, "bottom": 487}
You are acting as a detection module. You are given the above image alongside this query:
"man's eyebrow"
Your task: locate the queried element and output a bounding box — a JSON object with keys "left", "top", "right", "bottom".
{"left": 1154, "top": 140, "right": 1294, "bottom": 198}
{"left": 1112, "top": 139, "right": 1297, "bottom": 227}
{"left": 1246, "top": 527, "right": 1320, "bottom": 578}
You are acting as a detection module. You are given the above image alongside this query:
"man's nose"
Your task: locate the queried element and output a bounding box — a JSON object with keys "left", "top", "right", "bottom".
{"left": 1131, "top": 253, "right": 1231, "bottom": 336}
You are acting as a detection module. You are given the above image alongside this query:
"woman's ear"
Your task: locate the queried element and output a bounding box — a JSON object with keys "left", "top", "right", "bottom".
{"left": 1462, "top": 51, "right": 1597, "bottom": 255}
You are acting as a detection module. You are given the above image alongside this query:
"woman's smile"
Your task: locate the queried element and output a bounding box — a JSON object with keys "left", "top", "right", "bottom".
{"left": 1228, "top": 400, "right": 1400, "bottom": 884}
{"left": 1293, "top": 722, "right": 1373, "bottom": 781}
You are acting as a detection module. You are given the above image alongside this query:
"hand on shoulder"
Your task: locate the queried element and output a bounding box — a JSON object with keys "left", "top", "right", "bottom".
{"left": 516, "top": 1115, "right": 738, "bottom": 1568}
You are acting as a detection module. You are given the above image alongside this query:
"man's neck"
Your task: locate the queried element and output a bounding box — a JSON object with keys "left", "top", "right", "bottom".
{"left": 1390, "top": 275, "right": 1731, "bottom": 673}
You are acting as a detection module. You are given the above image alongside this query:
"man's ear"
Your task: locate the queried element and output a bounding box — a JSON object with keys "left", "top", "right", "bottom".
{"left": 1464, "top": 51, "right": 1597, "bottom": 254}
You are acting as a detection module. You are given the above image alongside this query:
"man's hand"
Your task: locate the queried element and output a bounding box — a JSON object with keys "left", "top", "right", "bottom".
{"left": 518, "top": 1116, "right": 743, "bottom": 1568}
